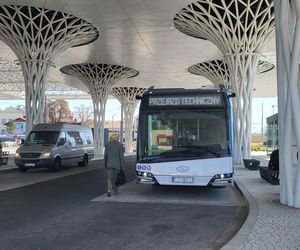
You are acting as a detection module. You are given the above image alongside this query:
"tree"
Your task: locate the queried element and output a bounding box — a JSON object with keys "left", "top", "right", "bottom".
{"left": 47, "top": 99, "right": 74, "bottom": 123}
{"left": 6, "top": 121, "right": 16, "bottom": 134}
{"left": 73, "top": 104, "right": 93, "bottom": 127}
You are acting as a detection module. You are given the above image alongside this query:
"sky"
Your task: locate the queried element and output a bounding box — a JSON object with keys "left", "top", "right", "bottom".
{"left": 0, "top": 97, "right": 277, "bottom": 133}
{"left": 251, "top": 97, "right": 277, "bottom": 133}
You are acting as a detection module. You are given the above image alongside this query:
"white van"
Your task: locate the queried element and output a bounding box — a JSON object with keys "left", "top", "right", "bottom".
{"left": 15, "top": 123, "right": 94, "bottom": 172}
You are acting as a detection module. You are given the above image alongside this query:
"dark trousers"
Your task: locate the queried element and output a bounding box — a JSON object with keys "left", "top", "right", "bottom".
{"left": 107, "top": 168, "right": 118, "bottom": 193}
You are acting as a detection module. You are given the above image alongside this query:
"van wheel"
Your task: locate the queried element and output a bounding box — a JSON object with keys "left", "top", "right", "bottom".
{"left": 51, "top": 158, "right": 61, "bottom": 172}
{"left": 18, "top": 166, "right": 27, "bottom": 172}
{"left": 78, "top": 155, "right": 88, "bottom": 167}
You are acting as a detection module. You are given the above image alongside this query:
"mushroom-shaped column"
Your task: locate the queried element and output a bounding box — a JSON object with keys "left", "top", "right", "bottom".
{"left": 187, "top": 59, "right": 229, "bottom": 88}
{"left": 188, "top": 59, "right": 274, "bottom": 88}
{"left": 60, "top": 64, "right": 139, "bottom": 159}
{"left": 174, "top": 0, "right": 275, "bottom": 164}
{"left": 275, "top": 0, "right": 300, "bottom": 208}
{"left": 111, "top": 86, "right": 146, "bottom": 153}
{"left": 0, "top": 5, "right": 99, "bottom": 134}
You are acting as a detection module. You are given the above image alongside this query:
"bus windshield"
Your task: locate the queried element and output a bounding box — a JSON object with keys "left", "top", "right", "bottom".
{"left": 138, "top": 110, "right": 229, "bottom": 162}
{"left": 25, "top": 131, "right": 59, "bottom": 145}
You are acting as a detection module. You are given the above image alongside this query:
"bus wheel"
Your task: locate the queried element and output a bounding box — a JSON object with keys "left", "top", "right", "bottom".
{"left": 78, "top": 155, "right": 88, "bottom": 167}
{"left": 18, "top": 166, "right": 27, "bottom": 172}
{"left": 51, "top": 158, "right": 61, "bottom": 172}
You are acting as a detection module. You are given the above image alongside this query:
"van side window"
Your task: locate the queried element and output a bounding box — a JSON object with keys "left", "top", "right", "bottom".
{"left": 67, "top": 131, "right": 83, "bottom": 145}
{"left": 67, "top": 132, "right": 76, "bottom": 146}
{"left": 58, "top": 132, "right": 66, "bottom": 144}
{"left": 86, "top": 132, "right": 93, "bottom": 145}
{"left": 80, "top": 132, "right": 87, "bottom": 145}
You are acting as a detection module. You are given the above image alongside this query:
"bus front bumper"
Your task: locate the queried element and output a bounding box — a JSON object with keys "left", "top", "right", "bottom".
{"left": 136, "top": 174, "right": 234, "bottom": 186}
{"left": 209, "top": 177, "right": 234, "bottom": 186}
{"left": 136, "top": 176, "right": 156, "bottom": 184}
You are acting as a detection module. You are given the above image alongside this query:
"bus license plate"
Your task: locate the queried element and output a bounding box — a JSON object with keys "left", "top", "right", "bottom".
{"left": 172, "top": 176, "right": 194, "bottom": 183}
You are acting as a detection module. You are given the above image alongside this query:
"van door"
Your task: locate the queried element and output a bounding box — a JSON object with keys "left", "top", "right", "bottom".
{"left": 57, "top": 131, "right": 70, "bottom": 166}
{"left": 67, "top": 131, "right": 83, "bottom": 164}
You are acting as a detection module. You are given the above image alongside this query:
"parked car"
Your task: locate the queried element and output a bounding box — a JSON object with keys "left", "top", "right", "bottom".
{"left": 15, "top": 123, "right": 94, "bottom": 172}
{"left": 0, "top": 134, "right": 15, "bottom": 145}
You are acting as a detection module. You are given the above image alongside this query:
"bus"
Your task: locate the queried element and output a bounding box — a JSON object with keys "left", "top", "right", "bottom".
{"left": 136, "top": 87, "right": 234, "bottom": 186}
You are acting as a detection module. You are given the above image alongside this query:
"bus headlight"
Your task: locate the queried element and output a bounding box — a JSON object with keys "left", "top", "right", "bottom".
{"left": 214, "top": 173, "right": 233, "bottom": 179}
{"left": 15, "top": 152, "right": 20, "bottom": 158}
{"left": 43, "top": 152, "right": 51, "bottom": 158}
{"left": 136, "top": 171, "right": 153, "bottom": 178}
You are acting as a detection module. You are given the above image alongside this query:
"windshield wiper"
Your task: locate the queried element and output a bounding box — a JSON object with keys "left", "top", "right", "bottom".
{"left": 182, "top": 145, "right": 221, "bottom": 158}
{"left": 160, "top": 151, "right": 189, "bottom": 157}
{"left": 140, "top": 156, "right": 161, "bottom": 162}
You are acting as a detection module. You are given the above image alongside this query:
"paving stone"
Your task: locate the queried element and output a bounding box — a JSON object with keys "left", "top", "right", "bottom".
{"left": 234, "top": 161, "right": 300, "bottom": 250}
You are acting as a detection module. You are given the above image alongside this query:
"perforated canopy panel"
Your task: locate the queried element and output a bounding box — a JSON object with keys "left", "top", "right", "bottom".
{"left": 0, "top": 0, "right": 277, "bottom": 97}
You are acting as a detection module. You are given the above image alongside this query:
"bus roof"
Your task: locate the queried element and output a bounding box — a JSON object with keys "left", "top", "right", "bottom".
{"left": 143, "top": 87, "right": 229, "bottom": 96}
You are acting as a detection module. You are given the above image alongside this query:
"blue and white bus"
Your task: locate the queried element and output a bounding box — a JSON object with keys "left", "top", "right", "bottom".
{"left": 136, "top": 87, "right": 234, "bottom": 186}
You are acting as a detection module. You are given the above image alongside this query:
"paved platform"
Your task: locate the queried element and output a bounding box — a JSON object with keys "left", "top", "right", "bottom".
{"left": 0, "top": 157, "right": 247, "bottom": 250}
{"left": 223, "top": 156, "right": 300, "bottom": 250}
{"left": 0, "top": 155, "right": 136, "bottom": 192}
{"left": 2, "top": 151, "right": 298, "bottom": 249}
{"left": 0, "top": 162, "right": 102, "bottom": 192}
{"left": 93, "top": 181, "right": 246, "bottom": 207}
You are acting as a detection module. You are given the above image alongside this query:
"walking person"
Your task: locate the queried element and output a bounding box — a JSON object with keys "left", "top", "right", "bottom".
{"left": 104, "top": 134, "right": 125, "bottom": 197}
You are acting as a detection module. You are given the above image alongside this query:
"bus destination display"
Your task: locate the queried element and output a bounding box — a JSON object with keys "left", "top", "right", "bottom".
{"left": 149, "top": 95, "right": 222, "bottom": 106}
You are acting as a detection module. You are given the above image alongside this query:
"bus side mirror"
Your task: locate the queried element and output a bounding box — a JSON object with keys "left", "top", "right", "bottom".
{"left": 229, "top": 93, "right": 236, "bottom": 98}
{"left": 136, "top": 95, "right": 142, "bottom": 100}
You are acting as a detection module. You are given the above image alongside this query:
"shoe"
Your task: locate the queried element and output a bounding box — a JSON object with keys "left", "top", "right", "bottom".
{"left": 107, "top": 192, "right": 111, "bottom": 197}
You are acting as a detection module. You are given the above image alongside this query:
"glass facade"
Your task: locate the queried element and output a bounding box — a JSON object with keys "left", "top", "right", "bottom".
{"left": 266, "top": 113, "right": 278, "bottom": 153}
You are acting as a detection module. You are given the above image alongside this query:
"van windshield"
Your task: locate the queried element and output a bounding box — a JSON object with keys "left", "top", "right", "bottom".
{"left": 26, "top": 131, "right": 59, "bottom": 145}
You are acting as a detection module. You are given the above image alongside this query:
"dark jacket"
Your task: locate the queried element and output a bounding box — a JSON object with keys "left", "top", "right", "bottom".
{"left": 268, "top": 149, "right": 279, "bottom": 171}
{"left": 104, "top": 141, "right": 125, "bottom": 169}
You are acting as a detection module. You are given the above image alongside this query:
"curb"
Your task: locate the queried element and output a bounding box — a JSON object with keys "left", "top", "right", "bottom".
{"left": 221, "top": 180, "right": 259, "bottom": 250}
{"left": 0, "top": 167, "right": 19, "bottom": 174}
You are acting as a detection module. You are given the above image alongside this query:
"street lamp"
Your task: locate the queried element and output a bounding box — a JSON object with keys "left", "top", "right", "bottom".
{"left": 272, "top": 104, "right": 275, "bottom": 115}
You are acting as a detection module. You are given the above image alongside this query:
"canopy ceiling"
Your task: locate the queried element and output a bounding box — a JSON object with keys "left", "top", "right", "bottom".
{"left": 0, "top": 0, "right": 277, "bottom": 98}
